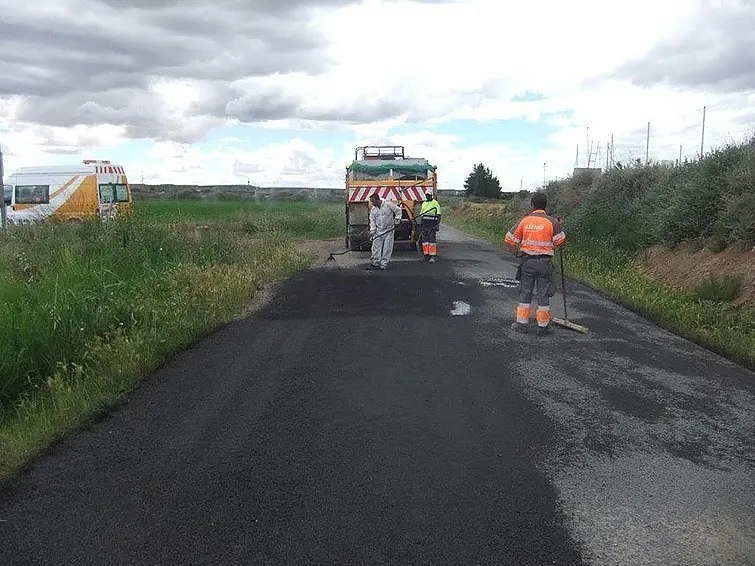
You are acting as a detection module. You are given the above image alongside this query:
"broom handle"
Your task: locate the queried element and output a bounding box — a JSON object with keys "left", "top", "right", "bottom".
{"left": 559, "top": 247, "right": 568, "bottom": 320}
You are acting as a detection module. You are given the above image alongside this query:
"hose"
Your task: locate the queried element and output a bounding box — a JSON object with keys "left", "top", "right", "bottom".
{"left": 327, "top": 208, "right": 440, "bottom": 260}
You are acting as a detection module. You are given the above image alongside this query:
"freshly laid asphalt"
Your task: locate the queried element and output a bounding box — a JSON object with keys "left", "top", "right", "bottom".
{"left": 1, "top": 226, "right": 754, "bottom": 565}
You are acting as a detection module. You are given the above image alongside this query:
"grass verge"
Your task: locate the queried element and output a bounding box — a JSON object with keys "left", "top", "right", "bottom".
{"left": 0, "top": 201, "right": 342, "bottom": 485}
{"left": 446, "top": 212, "right": 755, "bottom": 372}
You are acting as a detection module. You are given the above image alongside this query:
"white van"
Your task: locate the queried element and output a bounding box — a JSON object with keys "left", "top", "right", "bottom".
{"left": 4, "top": 160, "right": 133, "bottom": 223}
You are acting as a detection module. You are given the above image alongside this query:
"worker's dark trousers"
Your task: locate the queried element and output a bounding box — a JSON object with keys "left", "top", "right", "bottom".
{"left": 516, "top": 255, "right": 555, "bottom": 327}
{"left": 420, "top": 218, "right": 438, "bottom": 258}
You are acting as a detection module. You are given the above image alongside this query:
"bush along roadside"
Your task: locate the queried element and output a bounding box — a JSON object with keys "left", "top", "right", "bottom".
{"left": 0, "top": 203, "right": 341, "bottom": 485}
{"left": 445, "top": 204, "right": 755, "bottom": 373}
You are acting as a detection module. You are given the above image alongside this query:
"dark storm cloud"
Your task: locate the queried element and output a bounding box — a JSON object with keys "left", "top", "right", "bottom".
{"left": 616, "top": 1, "right": 755, "bottom": 93}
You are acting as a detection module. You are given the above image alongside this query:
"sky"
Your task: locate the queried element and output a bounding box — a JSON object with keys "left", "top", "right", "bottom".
{"left": 1, "top": 0, "right": 754, "bottom": 191}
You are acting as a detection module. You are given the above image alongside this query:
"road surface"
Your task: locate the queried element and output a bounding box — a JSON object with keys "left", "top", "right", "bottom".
{"left": 1, "top": 226, "right": 754, "bottom": 565}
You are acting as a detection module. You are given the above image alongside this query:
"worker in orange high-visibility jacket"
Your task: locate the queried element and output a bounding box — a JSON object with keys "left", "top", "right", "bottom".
{"left": 504, "top": 191, "right": 566, "bottom": 335}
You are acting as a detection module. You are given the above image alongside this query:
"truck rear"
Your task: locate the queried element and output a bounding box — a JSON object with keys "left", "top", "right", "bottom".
{"left": 344, "top": 146, "right": 437, "bottom": 251}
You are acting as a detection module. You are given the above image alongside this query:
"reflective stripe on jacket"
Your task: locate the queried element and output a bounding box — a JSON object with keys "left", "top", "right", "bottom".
{"left": 504, "top": 209, "right": 566, "bottom": 256}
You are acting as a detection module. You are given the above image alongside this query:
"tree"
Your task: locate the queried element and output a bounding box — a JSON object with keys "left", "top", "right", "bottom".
{"left": 463, "top": 163, "right": 502, "bottom": 199}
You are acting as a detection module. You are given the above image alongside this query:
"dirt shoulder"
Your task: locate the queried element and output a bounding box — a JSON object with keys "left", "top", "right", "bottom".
{"left": 638, "top": 243, "right": 755, "bottom": 309}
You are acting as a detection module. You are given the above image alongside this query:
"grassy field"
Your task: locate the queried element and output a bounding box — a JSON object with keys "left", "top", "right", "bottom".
{"left": 0, "top": 200, "right": 343, "bottom": 484}
{"left": 446, "top": 206, "right": 755, "bottom": 372}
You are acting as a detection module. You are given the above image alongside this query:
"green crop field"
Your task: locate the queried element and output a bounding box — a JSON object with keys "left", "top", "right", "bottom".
{"left": 139, "top": 200, "right": 344, "bottom": 239}
{"left": 0, "top": 200, "right": 343, "bottom": 484}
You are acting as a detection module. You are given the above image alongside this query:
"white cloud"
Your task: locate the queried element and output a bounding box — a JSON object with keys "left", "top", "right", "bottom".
{"left": 1, "top": 0, "right": 754, "bottom": 192}
{"left": 119, "top": 138, "right": 344, "bottom": 188}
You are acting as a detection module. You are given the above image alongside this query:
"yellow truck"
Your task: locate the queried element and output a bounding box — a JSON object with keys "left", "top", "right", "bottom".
{"left": 344, "top": 146, "right": 437, "bottom": 250}
{"left": 3, "top": 159, "right": 133, "bottom": 223}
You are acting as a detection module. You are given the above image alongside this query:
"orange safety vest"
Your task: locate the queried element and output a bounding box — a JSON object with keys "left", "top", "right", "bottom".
{"left": 504, "top": 209, "right": 566, "bottom": 256}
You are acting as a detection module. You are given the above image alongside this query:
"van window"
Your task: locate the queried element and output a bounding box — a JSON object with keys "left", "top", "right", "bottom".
{"left": 114, "top": 184, "right": 129, "bottom": 202}
{"left": 99, "top": 183, "right": 130, "bottom": 203}
{"left": 3, "top": 184, "right": 11, "bottom": 205}
{"left": 15, "top": 184, "right": 50, "bottom": 204}
{"left": 99, "top": 184, "right": 114, "bottom": 203}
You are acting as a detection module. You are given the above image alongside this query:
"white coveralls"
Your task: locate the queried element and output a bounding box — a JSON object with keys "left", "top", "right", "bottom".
{"left": 369, "top": 200, "right": 402, "bottom": 268}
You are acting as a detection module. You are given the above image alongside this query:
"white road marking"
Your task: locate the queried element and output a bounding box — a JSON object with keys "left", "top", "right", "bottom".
{"left": 478, "top": 278, "right": 519, "bottom": 288}
{"left": 450, "top": 301, "right": 471, "bottom": 315}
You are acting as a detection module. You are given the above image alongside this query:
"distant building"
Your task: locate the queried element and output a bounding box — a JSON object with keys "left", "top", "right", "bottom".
{"left": 572, "top": 167, "right": 602, "bottom": 182}
{"left": 573, "top": 167, "right": 602, "bottom": 175}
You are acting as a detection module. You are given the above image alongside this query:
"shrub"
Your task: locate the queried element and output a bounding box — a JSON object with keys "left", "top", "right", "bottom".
{"left": 694, "top": 275, "right": 743, "bottom": 303}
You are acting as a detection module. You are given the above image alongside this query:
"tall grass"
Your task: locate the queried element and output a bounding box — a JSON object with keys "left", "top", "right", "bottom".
{"left": 0, "top": 201, "right": 342, "bottom": 483}
{"left": 546, "top": 137, "right": 755, "bottom": 251}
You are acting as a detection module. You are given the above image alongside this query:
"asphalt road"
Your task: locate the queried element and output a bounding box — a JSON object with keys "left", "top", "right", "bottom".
{"left": 1, "top": 226, "right": 754, "bottom": 565}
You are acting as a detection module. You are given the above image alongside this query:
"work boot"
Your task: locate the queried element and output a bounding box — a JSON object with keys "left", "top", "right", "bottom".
{"left": 428, "top": 257, "right": 436, "bottom": 263}
{"left": 511, "top": 322, "right": 528, "bottom": 334}
{"left": 537, "top": 325, "right": 551, "bottom": 336}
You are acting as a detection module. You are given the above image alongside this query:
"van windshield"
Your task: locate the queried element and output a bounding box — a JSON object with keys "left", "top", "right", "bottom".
{"left": 99, "top": 183, "right": 130, "bottom": 204}
{"left": 3, "top": 184, "right": 11, "bottom": 199}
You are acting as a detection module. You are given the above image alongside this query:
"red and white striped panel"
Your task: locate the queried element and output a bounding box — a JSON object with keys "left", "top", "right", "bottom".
{"left": 348, "top": 186, "right": 430, "bottom": 202}
{"left": 401, "top": 186, "right": 429, "bottom": 201}
{"left": 95, "top": 165, "right": 125, "bottom": 174}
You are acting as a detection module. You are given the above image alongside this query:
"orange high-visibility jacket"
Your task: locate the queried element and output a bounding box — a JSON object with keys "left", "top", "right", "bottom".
{"left": 504, "top": 209, "right": 566, "bottom": 255}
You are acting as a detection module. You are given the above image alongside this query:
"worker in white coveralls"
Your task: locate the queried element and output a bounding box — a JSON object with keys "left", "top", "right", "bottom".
{"left": 368, "top": 192, "right": 402, "bottom": 270}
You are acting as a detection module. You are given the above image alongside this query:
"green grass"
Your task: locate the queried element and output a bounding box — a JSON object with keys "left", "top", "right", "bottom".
{"left": 139, "top": 200, "right": 344, "bottom": 239}
{"left": 445, "top": 210, "right": 755, "bottom": 372}
{"left": 0, "top": 200, "right": 343, "bottom": 484}
{"left": 694, "top": 275, "right": 743, "bottom": 303}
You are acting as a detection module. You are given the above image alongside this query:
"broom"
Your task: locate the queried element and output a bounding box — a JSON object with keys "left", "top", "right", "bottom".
{"left": 551, "top": 247, "right": 589, "bottom": 333}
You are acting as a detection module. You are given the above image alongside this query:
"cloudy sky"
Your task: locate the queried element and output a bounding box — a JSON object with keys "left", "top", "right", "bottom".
{"left": 1, "top": 0, "right": 754, "bottom": 191}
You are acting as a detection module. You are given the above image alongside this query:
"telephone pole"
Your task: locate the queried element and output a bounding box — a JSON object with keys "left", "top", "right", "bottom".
{"left": 605, "top": 140, "right": 609, "bottom": 170}
{"left": 610, "top": 134, "right": 615, "bottom": 167}
{"left": 700, "top": 106, "right": 706, "bottom": 158}
{"left": 646, "top": 121, "right": 650, "bottom": 165}
{"left": 0, "top": 145, "right": 6, "bottom": 228}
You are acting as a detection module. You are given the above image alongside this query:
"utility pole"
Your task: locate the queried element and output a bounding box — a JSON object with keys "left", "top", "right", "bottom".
{"left": 646, "top": 121, "right": 650, "bottom": 165}
{"left": 584, "top": 126, "right": 590, "bottom": 168}
{"left": 611, "top": 134, "right": 614, "bottom": 167}
{"left": 575, "top": 144, "right": 579, "bottom": 168}
{"left": 0, "top": 145, "right": 6, "bottom": 229}
{"left": 700, "top": 106, "right": 706, "bottom": 158}
{"left": 543, "top": 162, "right": 546, "bottom": 188}
{"left": 679, "top": 144, "right": 683, "bottom": 166}
{"left": 606, "top": 140, "right": 609, "bottom": 170}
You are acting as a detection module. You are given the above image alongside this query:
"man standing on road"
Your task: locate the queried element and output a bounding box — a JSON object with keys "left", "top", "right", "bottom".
{"left": 504, "top": 192, "right": 566, "bottom": 335}
{"left": 369, "top": 192, "right": 402, "bottom": 270}
{"left": 419, "top": 191, "right": 441, "bottom": 262}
